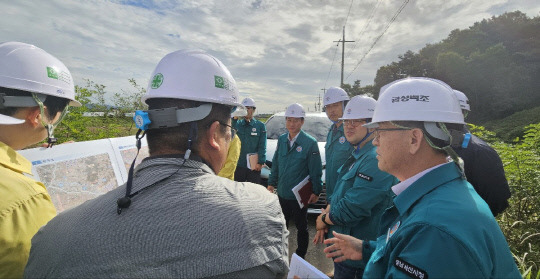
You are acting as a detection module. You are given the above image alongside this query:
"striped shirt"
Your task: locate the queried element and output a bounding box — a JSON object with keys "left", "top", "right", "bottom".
{"left": 25, "top": 156, "right": 289, "bottom": 278}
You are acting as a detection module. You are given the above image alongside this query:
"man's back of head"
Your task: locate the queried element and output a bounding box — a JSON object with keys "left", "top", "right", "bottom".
{"left": 0, "top": 42, "right": 81, "bottom": 149}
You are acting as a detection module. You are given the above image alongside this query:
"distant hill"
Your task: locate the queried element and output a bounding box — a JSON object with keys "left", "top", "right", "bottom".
{"left": 346, "top": 11, "right": 540, "bottom": 125}
{"left": 483, "top": 106, "right": 540, "bottom": 142}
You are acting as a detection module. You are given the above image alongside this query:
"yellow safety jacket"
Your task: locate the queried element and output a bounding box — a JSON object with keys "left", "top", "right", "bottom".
{"left": 218, "top": 135, "right": 241, "bottom": 180}
{"left": 0, "top": 141, "right": 56, "bottom": 278}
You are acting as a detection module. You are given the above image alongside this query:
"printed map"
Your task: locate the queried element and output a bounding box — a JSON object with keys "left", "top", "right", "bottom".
{"left": 119, "top": 145, "right": 150, "bottom": 173}
{"left": 35, "top": 153, "right": 118, "bottom": 212}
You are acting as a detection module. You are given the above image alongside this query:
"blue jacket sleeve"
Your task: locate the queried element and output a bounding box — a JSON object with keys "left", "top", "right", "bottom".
{"left": 330, "top": 160, "right": 394, "bottom": 226}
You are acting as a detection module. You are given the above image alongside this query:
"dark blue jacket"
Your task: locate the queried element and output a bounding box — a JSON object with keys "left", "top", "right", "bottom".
{"left": 454, "top": 134, "right": 511, "bottom": 216}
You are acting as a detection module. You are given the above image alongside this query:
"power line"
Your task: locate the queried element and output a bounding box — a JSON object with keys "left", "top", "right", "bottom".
{"left": 323, "top": 0, "right": 355, "bottom": 90}
{"left": 343, "top": 0, "right": 355, "bottom": 28}
{"left": 345, "top": 0, "right": 381, "bottom": 61}
{"left": 345, "top": 0, "right": 410, "bottom": 82}
{"left": 323, "top": 44, "right": 340, "bottom": 90}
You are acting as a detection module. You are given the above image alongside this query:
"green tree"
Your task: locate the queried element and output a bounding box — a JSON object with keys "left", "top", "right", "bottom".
{"left": 112, "top": 78, "right": 148, "bottom": 117}
{"left": 370, "top": 11, "right": 540, "bottom": 123}
{"left": 55, "top": 79, "right": 143, "bottom": 143}
{"left": 468, "top": 123, "right": 540, "bottom": 277}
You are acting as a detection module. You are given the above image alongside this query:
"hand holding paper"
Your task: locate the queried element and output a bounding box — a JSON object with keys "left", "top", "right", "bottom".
{"left": 246, "top": 153, "right": 259, "bottom": 170}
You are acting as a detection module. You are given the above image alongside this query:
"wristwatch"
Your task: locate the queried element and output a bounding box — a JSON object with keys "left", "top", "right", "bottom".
{"left": 321, "top": 213, "right": 331, "bottom": 226}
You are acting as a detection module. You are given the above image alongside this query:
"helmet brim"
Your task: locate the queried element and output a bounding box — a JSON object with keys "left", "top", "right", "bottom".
{"left": 0, "top": 113, "right": 25, "bottom": 125}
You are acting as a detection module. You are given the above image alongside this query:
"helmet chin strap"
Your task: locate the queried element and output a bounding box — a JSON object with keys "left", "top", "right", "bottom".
{"left": 353, "top": 131, "right": 373, "bottom": 153}
{"left": 31, "top": 93, "right": 69, "bottom": 148}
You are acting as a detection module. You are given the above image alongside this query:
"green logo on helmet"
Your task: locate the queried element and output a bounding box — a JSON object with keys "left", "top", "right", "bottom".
{"left": 151, "top": 73, "right": 164, "bottom": 89}
{"left": 215, "top": 75, "right": 236, "bottom": 92}
{"left": 215, "top": 75, "right": 225, "bottom": 89}
{"left": 47, "top": 67, "right": 58, "bottom": 80}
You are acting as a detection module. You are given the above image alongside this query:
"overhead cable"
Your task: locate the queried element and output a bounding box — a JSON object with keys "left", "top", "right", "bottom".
{"left": 345, "top": 0, "right": 381, "bottom": 60}
{"left": 324, "top": 45, "right": 340, "bottom": 90}
{"left": 345, "top": 0, "right": 410, "bottom": 81}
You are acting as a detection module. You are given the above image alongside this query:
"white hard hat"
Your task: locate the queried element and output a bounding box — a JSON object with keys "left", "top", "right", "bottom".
{"left": 323, "top": 86, "right": 350, "bottom": 106}
{"left": 339, "top": 95, "right": 376, "bottom": 120}
{"left": 453, "top": 90, "right": 470, "bottom": 111}
{"left": 284, "top": 103, "right": 306, "bottom": 118}
{"left": 142, "top": 49, "right": 243, "bottom": 110}
{"left": 0, "top": 42, "right": 80, "bottom": 107}
{"left": 231, "top": 106, "right": 247, "bottom": 117}
{"left": 365, "top": 77, "right": 464, "bottom": 128}
{"left": 0, "top": 113, "right": 24, "bottom": 125}
{"left": 241, "top": 97, "right": 256, "bottom": 107}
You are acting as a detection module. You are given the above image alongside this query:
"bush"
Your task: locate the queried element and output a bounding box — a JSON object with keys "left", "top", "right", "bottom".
{"left": 483, "top": 106, "right": 540, "bottom": 143}
{"left": 487, "top": 123, "right": 540, "bottom": 277}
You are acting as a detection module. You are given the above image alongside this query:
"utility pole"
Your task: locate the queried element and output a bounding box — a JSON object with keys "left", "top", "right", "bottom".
{"left": 319, "top": 88, "right": 326, "bottom": 111}
{"left": 333, "top": 26, "right": 355, "bottom": 87}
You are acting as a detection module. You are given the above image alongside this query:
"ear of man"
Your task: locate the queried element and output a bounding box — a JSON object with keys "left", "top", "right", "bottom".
{"left": 408, "top": 128, "right": 424, "bottom": 155}
{"left": 205, "top": 120, "right": 224, "bottom": 151}
{"left": 20, "top": 106, "right": 42, "bottom": 128}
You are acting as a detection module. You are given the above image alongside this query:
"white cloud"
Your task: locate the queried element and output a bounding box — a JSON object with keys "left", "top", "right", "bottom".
{"left": 1, "top": 0, "right": 538, "bottom": 113}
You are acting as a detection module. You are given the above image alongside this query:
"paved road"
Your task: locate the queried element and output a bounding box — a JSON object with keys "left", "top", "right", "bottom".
{"left": 286, "top": 214, "right": 334, "bottom": 276}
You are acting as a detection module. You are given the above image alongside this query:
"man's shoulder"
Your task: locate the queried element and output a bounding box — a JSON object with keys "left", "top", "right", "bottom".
{"left": 300, "top": 131, "right": 317, "bottom": 143}
{"left": 278, "top": 133, "right": 288, "bottom": 141}
{"left": 216, "top": 178, "right": 282, "bottom": 215}
{"left": 0, "top": 167, "right": 49, "bottom": 211}
{"left": 413, "top": 178, "right": 492, "bottom": 221}
{"left": 254, "top": 118, "right": 265, "bottom": 126}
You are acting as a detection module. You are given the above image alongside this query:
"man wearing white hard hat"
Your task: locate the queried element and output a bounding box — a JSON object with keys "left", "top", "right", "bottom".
{"left": 234, "top": 97, "right": 267, "bottom": 185}
{"left": 25, "top": 50, "right": 289, "bottom": 278}
{"left": 268, "top": 103, "right": 322, "bottom": 259}
{"left": 452, "top": 89, "right": 511, "bottom": 216}
{"left": 0, "top": 42, "right": 81, "bottom": 278}
{"left": 324, "top": 77, "right": 519, "bottom": 278}
{"left": 323, "top": 87, "right": 354, "bottom": 204}
{"left": 314, "top": 96, "right": 397, "bottom": 279}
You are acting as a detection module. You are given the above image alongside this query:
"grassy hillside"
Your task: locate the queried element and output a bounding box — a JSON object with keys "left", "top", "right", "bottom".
{"left": 482, "top": 106, "right": 540, "bottom": 142}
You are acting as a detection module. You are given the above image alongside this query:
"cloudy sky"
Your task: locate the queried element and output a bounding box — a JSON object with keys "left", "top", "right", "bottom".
{"left": 2, "top": 0, "right": 539, "bottom": 113}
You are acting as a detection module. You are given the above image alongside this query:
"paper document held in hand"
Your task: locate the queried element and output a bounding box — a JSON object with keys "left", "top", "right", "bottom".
{"left": 246, "top": 153, "right": 258, "bottom": 170}
{"left": 292, "top": 175, "right": 313, "bottom": 209}
{"left": 287, "top": 253, "right": 329, "bottom": 279}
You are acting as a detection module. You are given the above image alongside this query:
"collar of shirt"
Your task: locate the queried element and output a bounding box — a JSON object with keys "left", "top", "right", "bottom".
{"left": 288, "top": 131, "right": 301, "bottom": 148}
{"left": 331, "top": 122, "right": 344, "bottom": 137}
{"left": 132, "top": 155, "right": 213, "bottom": 193}
{"left": 392, "top": 162, "right": 462, "bottom": 215}
{"left": 351, "top": 140, "right": 375, "bottom": 160}
{"left": 0, "top": 141, "right": 32, "bottom": 174}
{"left": 242, "top": 118, "right": 254, "bottom": 126}
{"left": 392, "top": 162, "right": 448, "bottom": 196}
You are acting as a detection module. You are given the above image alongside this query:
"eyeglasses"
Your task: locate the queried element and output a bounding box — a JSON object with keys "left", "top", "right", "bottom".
{"left": 246, "top": 106, "right": 256, "bottom": 110}
{"left": 218, "top": 121, "right": 237, "bottom": 140}
{"left": 372, "top": 127, "right": 411, "bottom": 140}
{"left": 341, "top": 119, "right": 366, "bottom": 127}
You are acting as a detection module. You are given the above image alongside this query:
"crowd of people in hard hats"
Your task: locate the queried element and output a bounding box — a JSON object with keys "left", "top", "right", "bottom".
{"left": 0, "top": 41, "right": 519, "bottom": 278}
